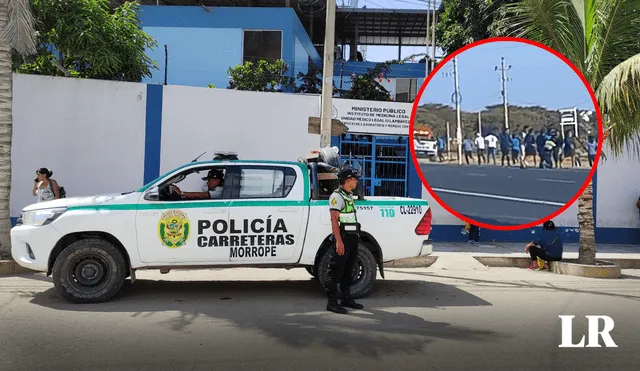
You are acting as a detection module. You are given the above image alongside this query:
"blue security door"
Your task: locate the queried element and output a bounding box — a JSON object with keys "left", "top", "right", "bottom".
{"left": 336, "top": 134, "right": 409, "bottom": 197}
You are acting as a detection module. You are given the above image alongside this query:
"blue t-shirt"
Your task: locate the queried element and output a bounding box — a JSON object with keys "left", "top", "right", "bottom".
{"left": 499, "top": 132, "right": 510, "bottom": 149}
{"left": 534, "top": 229, "right": 563, "bottom": 258}
{"left": 587, "top": 141, "right": 597, "bottom": 155}
{"left": 536, "top": 134, "right": 546, "bottom": 150}
{"left": 511, "top": 138, "right": 520, "bottom": 150}
{"left": 463, "top": 139, "right": 473, "bottom": 151}
{"left": 437, "top": 137, "right": 445, "bottom": 149}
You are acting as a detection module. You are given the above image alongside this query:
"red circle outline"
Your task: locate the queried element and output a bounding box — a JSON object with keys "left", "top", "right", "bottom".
{"left": 409, "top": 36, "right": 604, "bottom": 231}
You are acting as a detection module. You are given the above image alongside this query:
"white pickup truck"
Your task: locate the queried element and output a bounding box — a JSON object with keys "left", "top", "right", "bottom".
{"left": 11, "top": 155, "right": 433, "bottom": 303}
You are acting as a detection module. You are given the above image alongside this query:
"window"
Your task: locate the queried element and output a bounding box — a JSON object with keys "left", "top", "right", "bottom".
{"left": 243, "top": 30, "right": 282, "bottom": 65}
{"left": 395, "top": 78, "right": 418, "bottom": 102}
{"left": 238, "top": 166, "right": 296, "bottom": 199}
{"left": 151, "top": 166, "right": 229, "bottom": 201}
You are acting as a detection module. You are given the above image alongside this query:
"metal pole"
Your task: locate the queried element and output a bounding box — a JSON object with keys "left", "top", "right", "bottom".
{"left": 454, "top": 56, "right": 462, "bottom": 165}
{"left": 446, "top": 121, "right": 451, "bottom": 160}
{"left": 164, "top": 44, "right": 168, "bottom": 85}
{"left": 430, "top": 0, "right": 437, "bottom": 73}
{"left": 478, "top": 111, "right": 482, "bottom": 135}
{"left": 320, "top": 0, "right": 337, "bottom": 148}
{"left": 425, "top": 2, "right": 430, "bottom": 77}
{"left": 501, "top": 56, "right": 510, "bottom": 130}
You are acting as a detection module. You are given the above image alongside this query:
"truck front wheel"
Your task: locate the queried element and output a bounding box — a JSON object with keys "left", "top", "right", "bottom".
{"left": 52, "top": 238, "right": 127, "bottom": 304}
{"left": 316, "top": 242, "right": 377, "bottom": 299}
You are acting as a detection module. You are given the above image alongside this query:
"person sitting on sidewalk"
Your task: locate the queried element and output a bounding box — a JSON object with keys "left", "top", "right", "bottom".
{"left": 524, "top": 220, "right": 563, "bottom": 270}
{"left": 465, "top": 221, "right": 480, "bottom": 246}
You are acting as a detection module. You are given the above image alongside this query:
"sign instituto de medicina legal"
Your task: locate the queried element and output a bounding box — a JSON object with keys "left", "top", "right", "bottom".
{"left": 330, "top": 98, "right": 413, "bottom": 136}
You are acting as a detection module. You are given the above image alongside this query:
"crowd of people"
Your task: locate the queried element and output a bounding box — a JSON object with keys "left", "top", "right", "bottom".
{"left": 435, "top": 126, "right": 598, "bottom": 169}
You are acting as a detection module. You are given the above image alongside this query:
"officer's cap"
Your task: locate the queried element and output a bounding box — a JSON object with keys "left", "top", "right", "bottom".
{"left": 337, "top": 167, "right": 360, "bottom": 181}
{"left": 202, "top": 168, "right": 224, "bottom": 181}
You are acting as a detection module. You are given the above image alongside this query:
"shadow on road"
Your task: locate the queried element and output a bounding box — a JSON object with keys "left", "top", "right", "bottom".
{"left": 22, "top": 277, "right": 503, "bottom": 358}
{"left": 388, "top": 269, "right": 640, "bottom": 302}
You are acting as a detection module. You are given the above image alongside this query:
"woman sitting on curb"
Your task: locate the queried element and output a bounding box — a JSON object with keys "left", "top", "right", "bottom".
{"left": 525, "top": 220, "right": 563, "bottom": 270}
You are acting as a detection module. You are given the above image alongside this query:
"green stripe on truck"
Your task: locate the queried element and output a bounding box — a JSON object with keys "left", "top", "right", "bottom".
{"left": 67, "top": 199, "right": 428, "bottom": 211}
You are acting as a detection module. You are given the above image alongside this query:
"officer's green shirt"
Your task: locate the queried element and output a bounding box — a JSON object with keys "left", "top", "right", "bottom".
{"left": 329, "top": 187, "right": 357, "bottom": 224}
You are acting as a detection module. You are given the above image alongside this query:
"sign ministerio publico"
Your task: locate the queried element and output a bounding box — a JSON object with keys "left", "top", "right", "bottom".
{"left": 331, "top": 98, "right": 413, "bottom": 136}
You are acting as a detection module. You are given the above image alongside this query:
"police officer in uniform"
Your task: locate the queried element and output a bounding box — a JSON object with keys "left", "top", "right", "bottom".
{"left": 326, "top": 167, "right": 364, "bottom": 314}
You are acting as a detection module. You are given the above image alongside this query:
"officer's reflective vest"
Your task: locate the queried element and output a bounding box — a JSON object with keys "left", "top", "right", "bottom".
{"left": 336, "top": 188, "right": 357, "bottom": 224}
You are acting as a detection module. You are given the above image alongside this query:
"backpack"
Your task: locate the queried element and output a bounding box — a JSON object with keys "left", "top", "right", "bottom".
{"left": 49, "top": 180, "right": 66, "bottom": 198}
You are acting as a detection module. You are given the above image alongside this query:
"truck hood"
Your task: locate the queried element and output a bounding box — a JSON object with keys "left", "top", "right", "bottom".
{"left": 21, "top": 192, "right": 137, "bottom": 212}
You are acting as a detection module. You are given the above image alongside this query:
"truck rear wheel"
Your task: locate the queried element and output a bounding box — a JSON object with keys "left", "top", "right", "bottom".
{"left": 316, "top": 242, "right": 377, "bottom": 299}
{"left": 52, "top": 238, "right": 127, "bottom": 304}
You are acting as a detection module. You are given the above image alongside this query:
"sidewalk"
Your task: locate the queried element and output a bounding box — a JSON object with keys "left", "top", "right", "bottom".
{"left": 430, "top": 242, "right": 640, "bottom": 269}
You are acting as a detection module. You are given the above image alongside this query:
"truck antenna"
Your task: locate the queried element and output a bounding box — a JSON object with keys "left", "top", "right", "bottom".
{"left": 191, "top": 151, "right": 207, "bottom": 163}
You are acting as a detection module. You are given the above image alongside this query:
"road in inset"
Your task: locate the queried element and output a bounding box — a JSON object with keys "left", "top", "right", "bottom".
{"left": 419, "top": 162, "right": 591, "bottom": 225}
{"left": 1, "top": 265, "right": 639, "bottom": 371}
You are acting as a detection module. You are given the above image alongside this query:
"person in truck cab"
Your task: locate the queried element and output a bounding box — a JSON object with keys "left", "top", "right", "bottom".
{"left": 171, "top": 168, "right": 224, "bottom": 200}
{"left": 326, "top": 166, "right": 364, "bottom": 314}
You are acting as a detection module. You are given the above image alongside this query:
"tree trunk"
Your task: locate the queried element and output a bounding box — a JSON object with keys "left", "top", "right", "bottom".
{"left": 0, "top": 3, "right": 14, "bottom": 258}
{"left": 577, "top": 180, "right": 596, "bottom": 264}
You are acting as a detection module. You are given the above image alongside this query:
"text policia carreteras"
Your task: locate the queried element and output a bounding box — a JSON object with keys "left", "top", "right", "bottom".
{"left": 197, "top": 217, "right": 295, "bottom": 258}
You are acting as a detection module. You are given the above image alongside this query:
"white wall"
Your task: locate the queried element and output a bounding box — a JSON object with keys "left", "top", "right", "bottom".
{"left": 596, "top": 141, "right": 640, "bottom": 228}
{"left": 11, "top": 74, "right": 147, "bottom": 217}
{"left": 10, "top": 74, "right": 634, "bottom": 236}
{"left": 159, "top": 86, "right": 321, "bottom": 178}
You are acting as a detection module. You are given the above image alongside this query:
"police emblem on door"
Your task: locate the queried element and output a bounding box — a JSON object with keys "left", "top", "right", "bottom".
{"left": 158, "top": 210, "right": 190, "bottom": 248}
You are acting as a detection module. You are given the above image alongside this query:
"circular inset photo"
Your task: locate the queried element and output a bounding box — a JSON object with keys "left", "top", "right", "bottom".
{"left": 410, "top": 37, "right": 603, "bottom": 231}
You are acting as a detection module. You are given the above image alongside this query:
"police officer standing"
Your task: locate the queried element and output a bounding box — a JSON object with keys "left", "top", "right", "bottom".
{"left": 326, "top": 167, "right": 364, "bottom": 314}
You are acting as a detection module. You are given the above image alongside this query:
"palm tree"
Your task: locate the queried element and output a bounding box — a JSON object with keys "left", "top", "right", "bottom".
{"left": 495, "top": 0, "right": 640, "bottom": 264}
{"left": 0, "top": 0, "right": 37, "bottom": 258}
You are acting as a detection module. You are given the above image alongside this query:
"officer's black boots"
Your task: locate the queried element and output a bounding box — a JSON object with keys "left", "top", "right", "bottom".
{"left": 341, "top": 297, "right": 364, "bottom": 310}
{"left": 327, "top": 299, "right": 348, "bottom": 314}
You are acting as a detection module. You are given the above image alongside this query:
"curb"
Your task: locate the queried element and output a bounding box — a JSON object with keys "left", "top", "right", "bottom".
{"left": 384, "top": 256, "right": 438, "bottom": 268}
{"left": 473, "top": 256, "right": 640, "bottom": 270}
{"left": 550, "top": 259, "right": 621, "bottom": 279}
{"left": 0, "top": 260, "right": 36, "bottom": 276}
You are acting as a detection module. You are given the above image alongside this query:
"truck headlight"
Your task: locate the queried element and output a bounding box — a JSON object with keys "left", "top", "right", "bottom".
{"left": 21, "top": 207, "right": 67, "bottom": 226}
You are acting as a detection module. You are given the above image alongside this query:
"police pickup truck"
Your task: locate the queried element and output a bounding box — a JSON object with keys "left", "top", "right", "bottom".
{"left": 11, "top": 153, "right": 433, "bottom": 303}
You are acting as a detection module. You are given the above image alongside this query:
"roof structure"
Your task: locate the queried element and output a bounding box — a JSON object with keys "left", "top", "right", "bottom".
{"left": 112, "top": 1, "right": 441, "bottom": 46}
{"left": 336, "top": 8, "right": 434, "bottom": 46}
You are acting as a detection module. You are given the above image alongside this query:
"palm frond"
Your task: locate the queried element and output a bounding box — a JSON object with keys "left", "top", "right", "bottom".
{"left": 596, "top": 53, "right": 640, "bottom": 159}
{"left": 495, "top": 0, "right": 586, "bottom": 72}
{"left": 589, "top": 0, "right": 640, "bottom": 88}
{"left": 2, "top": 0, "right": 37, "bottom": 56}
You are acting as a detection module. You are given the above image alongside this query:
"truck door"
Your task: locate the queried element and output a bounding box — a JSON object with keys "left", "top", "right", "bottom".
{"left": 225, "top": 164, "right": 308, "bottom": 264}
{"left": 135, "top": 165, "right": 231, "bottom": 264}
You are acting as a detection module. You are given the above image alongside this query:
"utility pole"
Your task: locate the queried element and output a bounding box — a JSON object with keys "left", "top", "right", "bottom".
{"left": 446, "top": 121, "right": 451, "bottom": 160}
{"left": 430, "top": 0, "right": 437, "bottom": 73}
{"left": 453, "top": 56, "right": 462, "bottom": 165}
{"left": 496, "top": 56, "right": 511, "bottom": 130}
{"left": 478, "top": 111, "right": 482, "bottom": 135}
{"left": 319, "top": 0, "right": 337, "bottom": 148}
{"left": 425, "top": 1, "right": 430, "bottom": 78}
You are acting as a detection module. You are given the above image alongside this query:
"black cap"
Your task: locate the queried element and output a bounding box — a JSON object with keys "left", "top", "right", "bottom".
{"left": 202, "top": 169, "right": 224, "bottom": 181}
{"left": 337, "top": 167, "right": 360, "bottom": 182}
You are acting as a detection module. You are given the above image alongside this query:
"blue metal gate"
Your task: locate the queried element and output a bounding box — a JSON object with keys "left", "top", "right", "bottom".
{"left": 336, "top": 134, "right": 409, "bottom": 197}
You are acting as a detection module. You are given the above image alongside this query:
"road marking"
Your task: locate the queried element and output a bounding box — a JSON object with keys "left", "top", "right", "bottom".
{"left": 538, "top": 178, "right": 575, "bottom": 184}
{"left": 468, "top": 173, "right": 488, "bottom": 177}
{"left": 430, "top": 188, "right": 566, "bottom": 207}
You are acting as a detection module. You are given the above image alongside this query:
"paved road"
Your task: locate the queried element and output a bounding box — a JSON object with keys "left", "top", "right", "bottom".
{"left": 1, "top": 264, "right": 639, "bottom": 371}
{"left": 419, "top": 162, "right": 591, "bottom": 225}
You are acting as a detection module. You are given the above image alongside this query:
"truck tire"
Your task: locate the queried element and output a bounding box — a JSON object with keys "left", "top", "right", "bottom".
{"left": 316, "top": 242, "right": 377, "bottom": 299}
{"left": 52, "top": 238, "right": 127, "bottom": 304}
